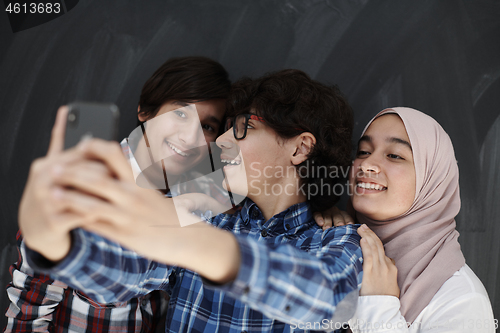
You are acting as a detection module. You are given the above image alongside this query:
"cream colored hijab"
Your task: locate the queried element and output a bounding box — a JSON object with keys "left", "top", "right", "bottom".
{"left": 353, "top": 107, "right": 465, "bottom": 323}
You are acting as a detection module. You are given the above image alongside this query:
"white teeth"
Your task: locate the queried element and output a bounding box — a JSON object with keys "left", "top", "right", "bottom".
{"left": 357, "top": 182, "right": 386, "bottom": 191}
{"left": 167, "top": 142, "right": 189, "bottom": 157}
{"left": 221, "top": 159, "right": 241, "bottom": 165}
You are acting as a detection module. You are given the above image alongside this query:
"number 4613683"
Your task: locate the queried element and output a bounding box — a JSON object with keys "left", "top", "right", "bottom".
{"left": 5, "top": 2, "right": 61, "bottom": 14}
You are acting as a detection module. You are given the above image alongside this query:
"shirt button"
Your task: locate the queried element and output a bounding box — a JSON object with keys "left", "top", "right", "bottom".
{"left": 243, "top": 286, "right": 250, "bottom": 294}
{"left": 261, "top": 229, "right": 268, "bottom": 237}
{"left": 141, "top": 299, "right": 148, "bottom": 306}
{"left": 169, "top": 271, "right": 177, "bottom": 287}
{"left": 285, "top": 223, "right": 291, "bottom": 229}
{"left": 251, "top": 210, "right": 259, "bottom": 218}
{"left": 285, "top": 305, "right": 291, "bottom": 312}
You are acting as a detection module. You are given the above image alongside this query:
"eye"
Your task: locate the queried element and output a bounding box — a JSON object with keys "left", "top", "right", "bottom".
{"left": 174, "top": 110, "right": 186, "bottom": 118}
{"left": 388, "top": 154, "right": 404, "bottom": 160}
{"left": 202, "top": 124, "right": 216, "bottom": 133}
{"left": 356, "top": 150, "right": 370, "bottom": 157}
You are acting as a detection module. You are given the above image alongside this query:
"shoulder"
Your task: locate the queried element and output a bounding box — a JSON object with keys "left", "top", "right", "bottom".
{"left": 417, "top": 265, "right": 494, "bottom": 328}
{"left": 304, "top": 224, "right": 362, "bottom": 269}
{"left": 321, "top": 224, "right": 362, "bottom": 248}
{"left": 431, "top": 264, "right": 491, "bottom": 303}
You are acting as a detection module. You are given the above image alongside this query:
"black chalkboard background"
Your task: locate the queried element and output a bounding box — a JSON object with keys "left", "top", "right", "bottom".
{"left": 1, "top": 0, "right": 499, "bottom": 329}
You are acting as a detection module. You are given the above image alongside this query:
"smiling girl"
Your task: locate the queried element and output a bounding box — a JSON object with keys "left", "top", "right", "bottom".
{"left": 344, "top": 108, "right": 494, "bottom": 332}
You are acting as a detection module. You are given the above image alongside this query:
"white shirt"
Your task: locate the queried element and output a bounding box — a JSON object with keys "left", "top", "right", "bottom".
{"left": 348, "top": 264, "right": 495, "bottom": 332}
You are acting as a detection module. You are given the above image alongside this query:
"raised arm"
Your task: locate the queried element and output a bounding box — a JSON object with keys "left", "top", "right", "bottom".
{"left": 207, "top": 225, "right": 363, "bottom": 325}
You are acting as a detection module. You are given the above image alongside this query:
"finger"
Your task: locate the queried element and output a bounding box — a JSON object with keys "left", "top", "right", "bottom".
{"left": 332, "top": 208, "right": 346, "bottom": 227}
{"left": 387, "top": 257, "right": 396, "bottom": 266}
{"left": 50, "top": 211, "right": 92, "bottom": 232}
{"left": 83, "top": 220, "right": 124, "bottom": 244}
{"left": 361, "top": 225, "right": 386, "bottom": 263}
{"left": 357, "top": 225, "right": 383, "bottom": 264}
{"left": 47, "top": 106, "right": 69, "bottom": 156}
{"left": 340, "top": 210, "right": 355, "bottom": 225}
{"left": 313, "top": 212, "right": 324, "bottom": 226}
{"left": 359, "top": 237, "right": 373, "bottom": 269}
{"left": 52, "top": 164, "right": 128, "bottom": 205}
{"left": 29, "top": 149, "right": 87, "bottom": 202}
{"left": 78, "top": 139, "right": 134, "bottom": 182}
{"left": 322, "top": 214, "right": 333, "bottom": 230}
{"left": 51, "top": 186, "right": 127, "bottom": 225}
{"left": 358, "top": 225, "right": 386, "bottom": 266}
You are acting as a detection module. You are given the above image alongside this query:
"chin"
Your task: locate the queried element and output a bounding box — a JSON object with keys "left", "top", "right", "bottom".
{"left": 352, "top": 201, "right": 378, "bottom": 220}
{"left": 222, "top": 178, "right": 247, "bottom": 197}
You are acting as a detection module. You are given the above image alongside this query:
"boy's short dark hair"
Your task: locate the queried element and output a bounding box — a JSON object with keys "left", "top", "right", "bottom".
{"left": 227, "top": 69, "right": 353, "bottom": 211}
{"left": 138, "top": 56, "right": 231, "bottom": 128}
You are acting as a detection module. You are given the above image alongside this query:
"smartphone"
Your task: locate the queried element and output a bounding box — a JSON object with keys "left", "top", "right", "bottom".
{"left": 64, "top": 102, "right": 120, "bottom": 149}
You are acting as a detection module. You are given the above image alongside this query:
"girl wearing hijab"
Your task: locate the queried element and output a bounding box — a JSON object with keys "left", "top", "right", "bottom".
{"left": 321, "top": 107, "right": 494, "bottom": 332}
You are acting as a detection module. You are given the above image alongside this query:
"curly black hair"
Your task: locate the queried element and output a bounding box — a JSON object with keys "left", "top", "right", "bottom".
{"left": 226, "top": 69, "right": 353, "bottom": 211}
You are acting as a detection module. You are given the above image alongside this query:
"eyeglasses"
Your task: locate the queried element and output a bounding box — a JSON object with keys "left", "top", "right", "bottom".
{"left": 224, "top": 114, "right": 265, "bottom": 140}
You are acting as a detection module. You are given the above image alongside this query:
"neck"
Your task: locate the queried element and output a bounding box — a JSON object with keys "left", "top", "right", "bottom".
{"left": 247, "top": 178, "right": 307, "bottom": 220}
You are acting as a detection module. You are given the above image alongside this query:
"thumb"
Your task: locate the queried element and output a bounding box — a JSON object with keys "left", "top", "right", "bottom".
{"left": 47, "top": 106, "right": 68, "bottom": 156}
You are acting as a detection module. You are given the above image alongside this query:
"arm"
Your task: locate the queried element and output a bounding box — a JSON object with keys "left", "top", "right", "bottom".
{"left": 24, "top": 227, "right": 174, "bottom": 304}
{"left": 349, "top": 226, "right": 495, "bottom": 333}
{"left": 205, "top": 225, "right": 363, "bottom": 325}
{"left": 5, "top": 234, "right": 67, "bottom": 333}
{"left": 26, "top": 222, "right": 362, "bottom": 326}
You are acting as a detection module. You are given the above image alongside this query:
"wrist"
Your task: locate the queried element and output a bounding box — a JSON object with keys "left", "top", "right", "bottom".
{"left": 25, "top": 232, "right": 72, "bottom": 263}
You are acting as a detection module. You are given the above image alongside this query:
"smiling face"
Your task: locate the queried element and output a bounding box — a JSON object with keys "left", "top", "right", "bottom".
{"left": 135, "top": 99, "right": 225, "bottom": 176}
{"left": 215, "top": 113, "right": 295, "bottom": 199}
{"left": 350, "top": 114, "right": 416, "bottom": 221}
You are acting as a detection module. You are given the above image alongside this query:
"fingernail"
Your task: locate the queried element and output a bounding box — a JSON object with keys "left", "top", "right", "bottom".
{"left": 360, "top": 224, "right": 367, "bottom": 229}
{"left": 318, "top": 219, "right": 324, "bottom": 226}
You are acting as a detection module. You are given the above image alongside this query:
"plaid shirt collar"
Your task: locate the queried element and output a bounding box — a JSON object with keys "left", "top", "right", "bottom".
{"left": 239, "top": 198, "right": 313, "bottom": 235}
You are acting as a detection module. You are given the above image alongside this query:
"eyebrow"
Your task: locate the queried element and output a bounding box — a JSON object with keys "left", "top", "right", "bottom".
{"left": 359, "top": 135, "right": 412, "bottom": 151}
{"left": 206, "top": 115, "right": 221, "bottom": 127}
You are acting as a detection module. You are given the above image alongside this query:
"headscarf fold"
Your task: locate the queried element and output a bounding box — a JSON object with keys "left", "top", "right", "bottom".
{"left": 354, "top": 107, "right": 465, "bottom": 324}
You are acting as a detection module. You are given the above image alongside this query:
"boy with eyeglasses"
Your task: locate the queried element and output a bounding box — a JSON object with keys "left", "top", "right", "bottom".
{"left": 19, "top": 69, "right": 363, "bottom": 332}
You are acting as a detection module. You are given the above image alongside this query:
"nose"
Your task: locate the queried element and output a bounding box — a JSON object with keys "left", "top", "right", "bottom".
{"left": 216, "top": 128, "right": 235, "bottom": 149}
{"left": 178, "top": 118, "right": 205, "bottom": 148}
{"left": 359, "top": 155, "right": 380, "bottom": 174}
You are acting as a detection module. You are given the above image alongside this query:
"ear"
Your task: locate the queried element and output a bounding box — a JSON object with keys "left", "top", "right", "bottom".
{"left": 137, "top": 105, "right": 148, "bottom": 122}
{"left": 290, "top": 132, "right": 316, "bottom": 166}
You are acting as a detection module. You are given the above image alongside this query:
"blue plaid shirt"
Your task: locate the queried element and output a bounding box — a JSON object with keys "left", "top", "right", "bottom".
{"left": 27, "top": 199, "right": 363, "bottom": 333}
